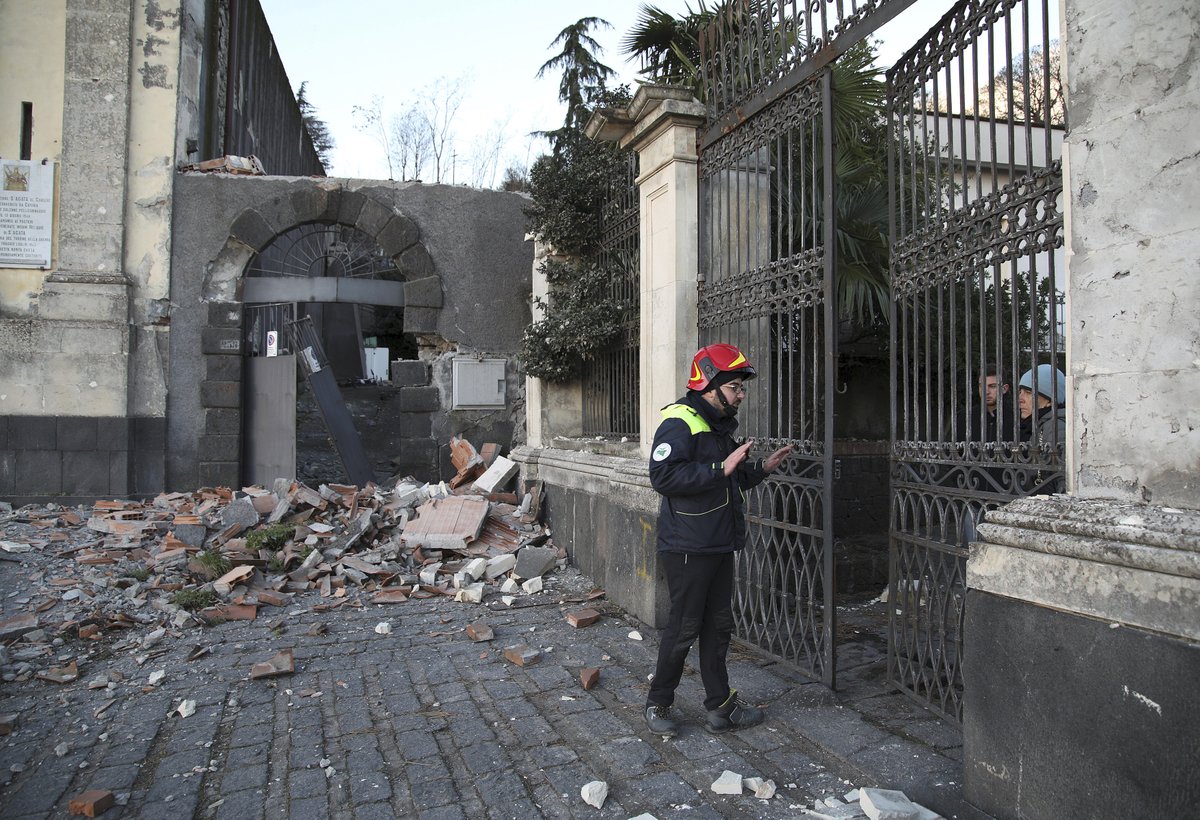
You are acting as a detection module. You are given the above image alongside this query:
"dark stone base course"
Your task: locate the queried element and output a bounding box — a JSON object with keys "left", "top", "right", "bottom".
{"left": 0, "top": 415, "right": 165, "bottom": 503}
{"left": 964, "top": 590, "right": 1200, "bottom": 819}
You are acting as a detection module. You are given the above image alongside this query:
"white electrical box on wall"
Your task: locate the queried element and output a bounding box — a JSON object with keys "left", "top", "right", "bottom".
{"left": 452, "top": 358, "right": 506, "bottom": 409}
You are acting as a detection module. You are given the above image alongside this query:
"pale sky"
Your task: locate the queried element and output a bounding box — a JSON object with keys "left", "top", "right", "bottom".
{"left": 258, "top": 0, "right": 950, "bottom": 184}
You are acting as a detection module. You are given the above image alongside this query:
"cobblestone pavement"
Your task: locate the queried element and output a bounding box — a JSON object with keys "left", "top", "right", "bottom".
{"left": 0, "top": 565, "right": 976, "bottom": 819}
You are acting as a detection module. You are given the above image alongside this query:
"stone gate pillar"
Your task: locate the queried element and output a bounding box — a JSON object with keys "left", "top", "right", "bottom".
{"left": 963, "top": 1, "right": 1200, "bottom": 817}
{"left": 587, "top": 86, "right": 706, "bottom": 455}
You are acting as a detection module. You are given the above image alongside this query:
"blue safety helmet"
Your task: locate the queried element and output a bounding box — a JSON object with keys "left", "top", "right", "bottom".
{"left": 1017, "top": 364, "right": 1066, "bottom": 403}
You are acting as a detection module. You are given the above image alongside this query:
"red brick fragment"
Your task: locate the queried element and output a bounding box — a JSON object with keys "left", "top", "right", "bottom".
{"left": 565, "top": 608, "right": 602, "bottom": 628}
{"left": 502, "top": 644, "right": 541, "bottom": 667}
{"left": 465, "top": 621, "right": 494, "bottom": 642}
{"left": 372, "top": 589, "right": 409, "bottom": 604}
{"left": 200, "top": 604, "right": 257, "bottom": 621}
{"left": 250, "top": 648, "right": 295, "bottom": 679}
{"left": 68, "top": 789, "right": 114, "bottom": 817}
{"left": 580, "top": 667, "right": 600, "bottom": 690}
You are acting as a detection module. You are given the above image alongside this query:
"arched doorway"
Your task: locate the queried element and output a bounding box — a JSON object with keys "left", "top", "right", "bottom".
{"left": 241, "top": 222, "right": 415, "bottom": 487}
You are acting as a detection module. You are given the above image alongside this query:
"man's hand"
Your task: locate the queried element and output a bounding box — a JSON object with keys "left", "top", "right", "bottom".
{"left": 723, "top": 439, "right": 754, "bottom": 476}
{"left": 763, "top": 444, "right": 794, "bottom": 473}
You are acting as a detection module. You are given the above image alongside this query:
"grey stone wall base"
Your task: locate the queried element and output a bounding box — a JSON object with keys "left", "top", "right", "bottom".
{"left": 972, "top": 496, "right": 1200, "bottom": 641}
{"left": 512, "top": 446, "right": 665, "bottom": 627}
{"left": 964, "top": 590, "right": 1200, "bottom": 820}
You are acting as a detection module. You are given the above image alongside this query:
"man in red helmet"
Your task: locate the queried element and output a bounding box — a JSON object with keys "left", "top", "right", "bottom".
{"left": 644, "top": 343, "right": 793, "bottom": 737}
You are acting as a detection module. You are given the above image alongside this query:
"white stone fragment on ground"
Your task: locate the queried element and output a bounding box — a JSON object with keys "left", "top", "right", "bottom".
{"left": 473, "top": 455, "right": 519, "bottom": 494}
{"left": 750, "top": 778, "right": 777, "bottom": 799}
{"left": 418, "top": 563, "right": 443, "bottom": 585}
{"left": 485, "top": 554, "right": 517, "bottom": 580}
{"left": 501, "top": 578, "right": 521, "bottom": 594}
{"left": 374, "top": 622, "right": 392, "bottom": 635}
{"left": 860, "top": 788, "right": 922, "bottom": 820}
{"left": 580, "top": 780, "right": 608, "bottom": 809}
{"left": 501, "top": 595, "right": 516, "bottom": 606}
{"left": 462, "top": 557, "right": 488, "bottom": 581}
{"left": 803, "top": 804, "right": 868, "bottom": 819}
{"left": 711, "top": 770, "right": 743, "bottom": 795}
{"left": 148, "top": 669, "right": 166, "bottom": 686}
{"left": 454, "top": 583, "right": 484, "bottom": 604}
{"left": 845, "top": 790, "right": 861, "bottom": 803}
{"left": 627, "top": 815, "right": 659, "bottom": 820}
{"left": 520, "top": 576, "right": 543, "bottom": 594}
{"left": 628, "top": 630, "right": 643, "bottom": 641}
{"left": 175, "top": 699, "right": 196, "bottom": 718}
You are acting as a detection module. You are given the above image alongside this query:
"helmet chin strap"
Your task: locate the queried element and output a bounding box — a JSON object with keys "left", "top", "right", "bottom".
{"left": 712, "top": 385, "right": 739, "bottom": 417}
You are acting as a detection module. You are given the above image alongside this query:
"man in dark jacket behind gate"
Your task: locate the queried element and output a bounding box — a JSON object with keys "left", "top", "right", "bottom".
{"left": 644, "top": 343, "right": 794, "bottom": 737}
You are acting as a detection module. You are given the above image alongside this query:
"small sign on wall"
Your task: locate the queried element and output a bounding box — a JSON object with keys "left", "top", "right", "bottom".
{"left": 0, "top": 159, "right": 54, "bottom": 268}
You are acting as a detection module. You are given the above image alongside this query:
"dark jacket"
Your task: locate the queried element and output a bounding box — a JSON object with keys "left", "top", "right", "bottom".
{"left": 968, "top": 402, "right": 1016, "bottom": 443}
{"left": 648, "top": 392, "right": 768, "bottom": 555}
{"left": 1019, "top": 404, "right": 1066, "bottom": 446}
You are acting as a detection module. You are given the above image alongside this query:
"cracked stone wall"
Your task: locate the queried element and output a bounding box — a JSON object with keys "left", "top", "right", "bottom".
{"left": 1065, "top": 0, "right": 1200, "bottom": 508}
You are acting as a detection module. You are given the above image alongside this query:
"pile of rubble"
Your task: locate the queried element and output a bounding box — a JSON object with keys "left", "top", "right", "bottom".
{"left": 0, "top": 438, "right": 568, "bottom": 685}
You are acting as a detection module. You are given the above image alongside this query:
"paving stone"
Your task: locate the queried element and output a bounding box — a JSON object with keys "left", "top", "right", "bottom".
{"left": 408, "top": 776, "right": 459, "bottom": 807}
{"left": 219, "top": 762, "right": 268, "bottom": 793}
{"left": 349, "top": 770, "right": 392, "bottom": 805}
{"left": 288, "top": 767, "right": 329, "bottom": 799}
{"left": 213, "top": 789, "right": 266, "bottom": 820}
{"left": 285, "top": 796, "right": 329, "bottom": 820}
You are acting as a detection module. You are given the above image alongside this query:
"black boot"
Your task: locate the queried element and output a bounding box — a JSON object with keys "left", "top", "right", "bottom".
{"left": 705, "top": 689, "right": 764, "bottom": 734}
{"left": 644, "top": 704, "right": 679, "bottom": 737}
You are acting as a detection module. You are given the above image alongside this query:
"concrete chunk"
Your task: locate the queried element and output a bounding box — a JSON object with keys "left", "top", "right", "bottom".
{"left": 520, "top": 576, "right": 543, "bottom": 594}
{"left": 860, "top": 788, "right": 921, "bottom": 820}
{"left": 711, "top": 770, "right": 743, "bottom": 794}
{"left": 513, "top": 546, "right": 557, "bottom": 579}
{"left": 454, "top": 583, "right": 484, "bottom": 603}
{"left": 485, "top": 553, "right": 517, "bottom": 580}
{"left": 462, "top": 557, "right": 488, "bottom": 580}
{"left": 580, "top": 780, "right": 608, "bottom": 809}
{"left": 472, "top": 455, "right": 519, "bottom": 493}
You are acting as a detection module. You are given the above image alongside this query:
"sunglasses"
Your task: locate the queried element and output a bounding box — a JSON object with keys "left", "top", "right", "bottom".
{"left": 722, "top": 382, "right": 747, "bottom": 397}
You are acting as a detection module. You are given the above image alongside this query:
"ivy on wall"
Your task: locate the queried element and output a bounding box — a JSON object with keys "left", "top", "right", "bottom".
{"left": 521, "top": 86, "right": 633, "bottom": 384}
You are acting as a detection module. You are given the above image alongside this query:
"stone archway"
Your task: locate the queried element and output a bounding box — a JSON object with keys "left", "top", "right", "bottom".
{"left": 195, "top": 183, "right": 445, "bottom": 488}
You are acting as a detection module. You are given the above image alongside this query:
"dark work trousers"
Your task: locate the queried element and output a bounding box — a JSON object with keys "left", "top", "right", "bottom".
{"left": 646, "top": 551, "right": 735, "bottom": 712}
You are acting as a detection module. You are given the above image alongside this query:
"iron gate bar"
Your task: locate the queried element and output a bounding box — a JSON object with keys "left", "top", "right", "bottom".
{"left": 700, "top": 0, "right": 921, "bottom": 150}
{"left": 819, "top": 68, "right": 837, "bottom": 689}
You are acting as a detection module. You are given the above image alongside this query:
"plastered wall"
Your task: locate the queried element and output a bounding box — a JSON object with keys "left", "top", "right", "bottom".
{"left": 1064, "top": 0, "right": 1200, "bottom": 508}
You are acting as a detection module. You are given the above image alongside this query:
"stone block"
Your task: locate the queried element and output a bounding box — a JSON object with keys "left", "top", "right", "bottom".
{"left": 38, "top": 280, "right": 128, "bottom": 323}
{"left": 520, "top": 576, "right": 543, "bottom": 594}
{"left": 207, "top": 302, "right": 243, "bottom": 328}
{"left": 403, "top": 306, "right": 440, "bottom": 334}
{"left": 398, "top": 245, "right": 435, "bottom": 279}
{"left": 97, "top": 417, "right": 129, "bottom": 450}
{"left": 220, "top": 497, "right": 261, "bottom": 529}
{"left": 375, "top": 215, "right": 419, "bottom": 256}
{"left": 0, "top": 451, "right": 13, "bottom": 494}
{"left": 10, "top": 416, "right": 56, "bottom": 449}
{"left": 473, "top": 456, "right": 519, "bottom": 494}
{"left": 133, "top": 416, "right": 166, "bottom": 451}
{"left": 0, "top": 416, "right": 7, "bottom": 448}
{"left": 397, "top": 386, "right": 440, "bottom": 413}
{"left": 230, "top": 209, "right": 276, "bottom": 252}
{"left": 356, "top": 198, "right": 394, "bottom": 236}
{"left": 201, "top": 327, "right": 242, "bottom": 356}
{"left": 514, "top": 546, "right": 557, "bottom": 580}
{"left": 63, "top": 451, "right": 112, "bottom": 496}
{"left": 462, "top": 557, "right": 488, "bottom": 581}
{"left": 205, "top": 408, "right": 240, "bottom": 436}
{"left": 485, "top": 553, "right": 516, "bottom": 580}
{"left": 201, "top": 380, "right": 241, "bottom": 408}
{"left": 403, "top": 275, "right": 442, "bottom": 308}
{"left": 205, "top": 354, "right": 243, "bottom": 382}
{"left": 199, "top": 461, "right": 239, "bottom": 489}
{"left": 56, "top": 417, "right": 98, "bottom": 450}
{"left": 337, "top": 190, "right": 366, "bottom": 224}
{"left": 199, "top": 434, "right": 240, "bottom": 462}
{"left": 291, "top": 187, "right": 333, "bottom": 223}
{"left": 389, "top": 359, "right": 429, "bottom": 386}
{"left": 17, "top": 450, "right": 62, "bottom": 494}
{"left": 454, "top": 582, "right": 484, "bottom": 603}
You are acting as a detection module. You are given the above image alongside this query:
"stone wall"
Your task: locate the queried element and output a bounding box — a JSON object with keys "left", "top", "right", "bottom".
{"left": 167, "top": 175, "right": 532, "bottom": 492}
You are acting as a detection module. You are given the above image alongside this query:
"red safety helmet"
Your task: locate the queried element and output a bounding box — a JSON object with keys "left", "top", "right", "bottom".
{"left": 687, "top": 343, "right": 756, "bottom": 391}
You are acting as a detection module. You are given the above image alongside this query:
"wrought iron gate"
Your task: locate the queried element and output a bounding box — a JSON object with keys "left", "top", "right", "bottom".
{"left": 887, "top": 0, "right": 1066, "bottom": 722}
{"left": 695, "top": 0, "right": 923, "bottom": 686}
